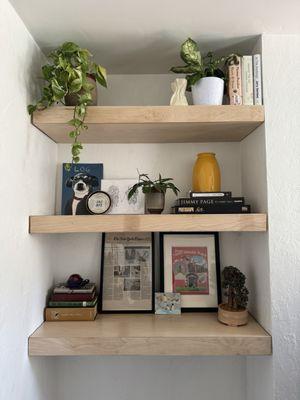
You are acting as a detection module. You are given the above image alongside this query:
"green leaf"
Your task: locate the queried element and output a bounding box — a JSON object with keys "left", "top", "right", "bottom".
{"left": 170, "top": 65, "right": 200, "bottom": 74}
{"left": 61, "top": 42, "right": 80, "bottom": 53}
{"left": 69, "top": 131, "right": 76, "bottom": 138}
{"left": 95, "top": 65, "right": 107, "bottom": 87}
{"left": 180, "top": 38, "right": 201, "bottom": 65}
{"left": 51, "top": 79, "right": 65, "bottom": 99}
{"left": 27, "top": 104, "right": 37, "bottom": 115}
{"left": 64, "top": 163, "right": 71, "bottom": 171}
{"left": 69, "top": 78, "right": 82, "bottom": 93}
{"left": 42, "top": 65, "right": 54, "bottom": 80}
{"left": 73, "top": 156, "right": 80, "bottom": 163}
{"left": 186, "top": 72, "right": 202, "bottom": 91}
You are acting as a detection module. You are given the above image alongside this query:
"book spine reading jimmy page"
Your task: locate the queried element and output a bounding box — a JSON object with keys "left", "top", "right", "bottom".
{"left": 175, "top": 197, "right": 244, "bottom": 207}
{"left": 253, "top": 54, "right": 263, "bottom": 105}
{"left": 51, "top": 291, "right": 95, "bottom": 302}
{"left": 242, "top": 56, "right": 254, "bottom": 105}
{"left": 48, "top": 297, "right": 97, "bottom": 308}
{"left": 45, "top": 305, "right": 97, "bottom": 321}
{"left": 189, "top": 191, "right": 232, "bottom": 198}
{"left": 228, "top": 56, "right": 243, "bottom": 105}
{"left": 173, "top": 205, "right": 251, "bottom": 214}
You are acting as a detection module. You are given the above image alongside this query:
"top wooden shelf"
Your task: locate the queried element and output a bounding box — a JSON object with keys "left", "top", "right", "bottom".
{"left": 32, "top": 105, "right": 264, "bottom": 143}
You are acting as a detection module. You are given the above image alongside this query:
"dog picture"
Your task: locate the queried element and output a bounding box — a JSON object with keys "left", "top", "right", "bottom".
{"left": 61, "top": 163, "right": 103, "bottom": 215}
{"left": 64, "top": 173, "right": 99, "bottom": 215}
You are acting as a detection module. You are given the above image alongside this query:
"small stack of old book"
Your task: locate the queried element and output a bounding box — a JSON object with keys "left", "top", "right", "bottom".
{"left": 172, "top": 191, "right": 251, "bottom": 214}
{"left": 45, "top": 282, "right": 97, "bottom": 321}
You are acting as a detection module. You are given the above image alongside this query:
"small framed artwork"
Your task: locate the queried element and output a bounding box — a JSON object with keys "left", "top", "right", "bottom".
{"left": 100, "top": 232, "right": 154, "bottom": 312}
{"left": 160, "top": 232, "right": 221, "bottom": 312}
{"left": 155, "top": 293, "right": 181, "bottom": 315}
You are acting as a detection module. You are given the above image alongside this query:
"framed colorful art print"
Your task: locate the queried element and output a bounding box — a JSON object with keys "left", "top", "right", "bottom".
{"left": 99, "top": 232, "right": 154, "bottom": 312}
{"left": 160, "top": 232, "right": 221, "bottom": 311}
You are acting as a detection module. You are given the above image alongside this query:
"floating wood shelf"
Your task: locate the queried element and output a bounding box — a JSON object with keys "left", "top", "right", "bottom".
{"left": 29, "top": 313, "right": 271, "bottom": 356}
{"left": 32, "top": 105, "right": 264, "bottom": 143}
{"left": 29, "top": 214, "right": 267, "bottom": 233}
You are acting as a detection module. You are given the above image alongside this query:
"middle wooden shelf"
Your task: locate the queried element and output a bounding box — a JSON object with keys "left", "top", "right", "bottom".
{"left": 29, "top": 213, "right": 267, "bottom": 233}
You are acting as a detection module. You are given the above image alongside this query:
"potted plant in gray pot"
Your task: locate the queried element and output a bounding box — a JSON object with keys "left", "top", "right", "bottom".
{"left": 171, "top": 38, "right": 238, "bottom": 105}
{"left": 128, "top": 173, "right": 180, "bottom": 214}
{"left": 28, "top": 41, "right": 107, "bottom": 170}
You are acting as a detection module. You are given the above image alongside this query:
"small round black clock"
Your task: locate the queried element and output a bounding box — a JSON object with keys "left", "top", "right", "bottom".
{"left": 86, "top": 191, "right": 111, "bottom": 214}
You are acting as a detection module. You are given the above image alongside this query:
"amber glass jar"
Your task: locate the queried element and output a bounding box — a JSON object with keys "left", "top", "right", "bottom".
{"left": 192, "top": 153, "right": 221, "bottom": 192}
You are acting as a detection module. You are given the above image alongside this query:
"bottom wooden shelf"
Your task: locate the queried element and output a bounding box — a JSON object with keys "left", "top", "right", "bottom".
{"left": 29, "top": 313, "right": 271, "bottom": 356}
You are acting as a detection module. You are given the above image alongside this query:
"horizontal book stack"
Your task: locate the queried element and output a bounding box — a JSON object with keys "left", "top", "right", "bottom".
{"left": 228, "top": 54, "right": 263, "bottom": 106}
{"left": 172, "top": 191, "right": 251, "bottom": 214}
{"left": 45, "top": 282, "right": 98, "bottom": 321}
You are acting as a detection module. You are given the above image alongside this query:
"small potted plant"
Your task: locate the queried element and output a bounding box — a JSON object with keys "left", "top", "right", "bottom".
{"left": 171, "top": 38, "right": 238, "bottom": 105}
{"left": 218, "top": 266, "right": 249, "bottom": 326}
{"left": 128, "top": 173, "right": 180, "bottom": 214}
{"left": 28, "top": 41, "right": 107, "bottom": 170}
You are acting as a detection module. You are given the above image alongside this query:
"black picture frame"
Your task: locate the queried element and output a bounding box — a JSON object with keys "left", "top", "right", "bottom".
{"left": 159, "top": 232, "right": 221, "bottom": 312}
{"left": 99, "top": 232, "right": 155, "bottom": 313}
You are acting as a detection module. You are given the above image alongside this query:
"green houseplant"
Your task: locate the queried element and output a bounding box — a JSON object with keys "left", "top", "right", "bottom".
{"left": 128, "top": 173, "right": 180, "bottom": 214}
{"left": 171, "top": 38, "right": 238, "bottom": 105}
{"left": 28, "top": 41, "right": 107, "bottom": 170}
{"left": 218, "top": 266, "right": 249, "bottom": 326}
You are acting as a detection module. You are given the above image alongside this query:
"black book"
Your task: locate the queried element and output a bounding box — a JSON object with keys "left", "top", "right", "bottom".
{"left": 175, "top": 197, "right": 244, "bottom": 207}
{"left": 189, "top": 191, "right": 232, "bottom": 198}
{"left": 172, "top": 204, "right": 251, "bottom": 214}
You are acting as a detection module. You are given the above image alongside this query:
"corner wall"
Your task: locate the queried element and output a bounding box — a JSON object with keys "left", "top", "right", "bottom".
{"left": 0, "top": 1, "right": 57, "bottom": 399}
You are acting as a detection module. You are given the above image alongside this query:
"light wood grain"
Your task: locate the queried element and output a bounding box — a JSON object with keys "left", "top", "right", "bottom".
{"left": 29, "top": 214, "right": 267, "bottom": 233}
{"left": 28, "top": 313, "right": 271, "bottom": 356}
{"left": 32, "top": 105, "right": 264, "bottom": 143}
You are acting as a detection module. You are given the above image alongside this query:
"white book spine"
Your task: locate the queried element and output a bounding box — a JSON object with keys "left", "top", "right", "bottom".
{"left": 253, "top": 54, "right": 263, "bottom": 105}
{"left": 242, "top": 56, "right": 254, "bottom": 105}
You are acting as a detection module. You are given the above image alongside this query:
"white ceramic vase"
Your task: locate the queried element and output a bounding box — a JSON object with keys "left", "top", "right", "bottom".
{"left": 191, "top": 77, "right": 224, "bottom": 105}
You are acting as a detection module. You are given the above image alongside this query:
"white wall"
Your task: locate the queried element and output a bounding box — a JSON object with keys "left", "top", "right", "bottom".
{"left": 262, "top": 34, "right": 300, "bottom": 400}
{"left": 0, "top": 1, "right": 57, "bottom": 399}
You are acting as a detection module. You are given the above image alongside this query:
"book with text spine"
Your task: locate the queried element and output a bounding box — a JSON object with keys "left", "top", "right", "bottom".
{"left": 175, "top": 197, "right": 244, "bottom": 207}
{"left": 228, "top": 56, "right": 243, "bottom": 105}
{"left": 253, "top": 54, "right": 263, "bottom": 105}
{"left": 242, "top": 56, "right": 254, "bottom": 105}
{"left": 53, "top": 283, "right": 96, "bottom": 294}
{"left": 51, "top": 291, "right": 96, "bottom": 302}
{"left": 48, "top": 297, "right": 98, "bottom": 308}
{"left": 172, "top": 204, "right": 251, "bottom": 214}
{"left": 45, "top": 305, "right": 97, "bottom": 321}
{"left": 190, "top": 191, "right": 232, "bottom": 198}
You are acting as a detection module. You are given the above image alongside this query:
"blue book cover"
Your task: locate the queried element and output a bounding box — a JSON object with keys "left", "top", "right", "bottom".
{"left": 61, "top": 163, "right": 103, "bottom": 215}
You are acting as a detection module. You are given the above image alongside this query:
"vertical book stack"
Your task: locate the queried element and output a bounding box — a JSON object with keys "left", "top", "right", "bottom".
{"left": 228, "top": 55, "right": 263, "bottom": 106}
{"left": 45, "top": 282, "right": 97, "bottom": 321}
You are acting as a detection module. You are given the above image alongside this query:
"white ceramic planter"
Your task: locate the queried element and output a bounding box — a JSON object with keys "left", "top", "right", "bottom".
{"left": 191, "top": 77, "right": 224, "bottom": 105}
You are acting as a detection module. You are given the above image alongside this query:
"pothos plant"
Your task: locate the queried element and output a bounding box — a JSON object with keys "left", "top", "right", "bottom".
{"left": 170, "top": 37, "right": 238, "bottom": 91}
{"left": 128, "top": 173, "right": 180, "bottom": 200}
{"left": 222, "top": 266, "right": 249, "bottom": 311}
{"left": 28, "top": 42, "right": 107, "bottom": 170}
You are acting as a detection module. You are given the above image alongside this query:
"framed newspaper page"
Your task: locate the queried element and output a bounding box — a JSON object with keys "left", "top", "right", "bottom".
{"left": 99, "top": 232, "right": 154, "bottom": 312}
{"left": 160, "top": 232, "right": 221, "bottom": 311}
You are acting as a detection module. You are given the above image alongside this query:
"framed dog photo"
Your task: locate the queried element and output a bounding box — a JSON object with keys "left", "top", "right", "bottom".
{"left": 100, "top": 232, "right": 154, "bottom": 312}
{"left": 160, "top": 232, "right": 221, "bottom": 312}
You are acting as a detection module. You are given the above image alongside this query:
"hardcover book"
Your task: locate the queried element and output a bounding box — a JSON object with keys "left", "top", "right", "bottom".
{"left": 190, "top": 191, "right": 232, "bottom": 198}
{"left": 45, "top": 305, "right": 97, "bottom": 321}
{"left": 242, "top": 56, "right": 254, "bottom": 105}
{"left": 172, "top": 204, "right": 251, "bottom": 214}
{"left": 176, "top": 197, "right": 244, "bottom": 207}
{"left": 48, "top": 297, "right": 98, "bottom": 308}
{"left": 51, "top": 291, "right": 95, "bottom": 302}
{"left": 228, "top": 57, "right": 243, "bottom": 105}
{"left": 53, "top": 283, "right": 96, "bottom": 294}
{"left": 61, "top": 163, "right": 103, "bottom": 215}
{"left": 253, "top": 54, "right": 263, "bottom": 105}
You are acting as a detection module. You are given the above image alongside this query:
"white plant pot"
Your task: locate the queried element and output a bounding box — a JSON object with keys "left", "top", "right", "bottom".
{"left": 191, "top": 77, "right": 224, "bottom": 105}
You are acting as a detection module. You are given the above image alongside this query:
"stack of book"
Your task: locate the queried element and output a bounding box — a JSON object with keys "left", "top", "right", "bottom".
{"left": 45, "top": 282, "right": 97, "bottom": 321}
{"left": 172, "top": 191, "right": 251, "bottom": 214}
{"left": 228, "top": 54, "right": 262, "bottom": 106}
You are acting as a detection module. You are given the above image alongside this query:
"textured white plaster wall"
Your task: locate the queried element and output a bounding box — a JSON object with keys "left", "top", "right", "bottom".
{"left": 0, "top": 0, "right": 57, "bottom": 399}
{"left": 262, "top": 34, "right": 300, "bottom": 400}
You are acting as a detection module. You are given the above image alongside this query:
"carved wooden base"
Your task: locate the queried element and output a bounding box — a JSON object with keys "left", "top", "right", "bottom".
{"left": 218, "top": 304, "right": 248, "bottom": 327}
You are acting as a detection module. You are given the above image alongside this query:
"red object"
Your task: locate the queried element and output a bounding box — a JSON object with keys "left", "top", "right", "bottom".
{"left": 67, "top": 274, "right": 89, "bottom": 289}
